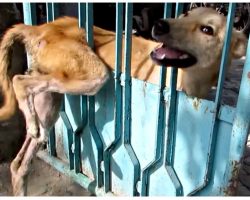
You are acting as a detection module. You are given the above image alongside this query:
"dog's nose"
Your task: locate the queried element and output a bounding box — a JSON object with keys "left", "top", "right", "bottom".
{"left": 153, "top": 19, "right": 170, "bottom": 35}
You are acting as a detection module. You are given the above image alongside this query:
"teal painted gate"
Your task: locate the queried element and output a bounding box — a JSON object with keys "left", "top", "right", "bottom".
{"left": 23, "top": 2, "right": 250, "bottom": 196}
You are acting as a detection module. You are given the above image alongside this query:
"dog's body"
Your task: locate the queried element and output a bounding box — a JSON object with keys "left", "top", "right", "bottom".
{"left": 0, "top": 8, "right": 247, "bottom": 196}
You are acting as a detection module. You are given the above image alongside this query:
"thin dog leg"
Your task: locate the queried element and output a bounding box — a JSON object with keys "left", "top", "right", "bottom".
{"left": 12, "top": 73, "right": 109, "bottom": 96}
{"left": 10, "top": 125, "right": 47, "bottom": 196}
{"left": 10, "top": 135, "right": 39, "bottom": 196}
{"left": 12, "top": 94, "right": 39, "bottom": 138}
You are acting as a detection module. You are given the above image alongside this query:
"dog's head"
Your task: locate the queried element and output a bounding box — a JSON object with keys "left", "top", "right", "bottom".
{"left": 151, "top": 7, "right": 247, "bottom": 69}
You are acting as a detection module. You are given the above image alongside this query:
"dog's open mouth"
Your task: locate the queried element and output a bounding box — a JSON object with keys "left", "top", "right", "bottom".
{"left": 150, "top": 44, "right": 197, "bottom": 68}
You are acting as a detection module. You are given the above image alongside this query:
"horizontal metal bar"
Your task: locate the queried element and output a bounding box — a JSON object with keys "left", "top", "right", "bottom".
{"left": 218, "top": 105, "right": 235, "bottom": 124}
{"left": 37, "top": 151, "right": 115, "bottom": 196}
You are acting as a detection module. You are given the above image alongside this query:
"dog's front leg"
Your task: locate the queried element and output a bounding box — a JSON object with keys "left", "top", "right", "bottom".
{"left": 12, "top": 73, "right": 109, "bottom": 96}
{"left": 13, "top": 75, "right": 40, "bottom": 138}
{"left": 10, "top": 135, "right": 40, "bottom": 196}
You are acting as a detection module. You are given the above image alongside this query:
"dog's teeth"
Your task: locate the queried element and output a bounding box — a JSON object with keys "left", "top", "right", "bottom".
{"left": 179, "top": 54, "right": 189, "bottom": 59}
{"left": 159, "top": 54, "right": 165, "bottom": 59}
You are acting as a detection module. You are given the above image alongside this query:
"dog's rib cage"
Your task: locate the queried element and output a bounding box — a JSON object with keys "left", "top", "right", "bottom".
{"left": 22, "top": 2, "right": 250, "bottom": 196}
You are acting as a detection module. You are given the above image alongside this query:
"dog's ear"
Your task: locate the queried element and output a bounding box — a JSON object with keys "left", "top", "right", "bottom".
{"left": 231, "top": 31, "right": 247, "bottom": 59}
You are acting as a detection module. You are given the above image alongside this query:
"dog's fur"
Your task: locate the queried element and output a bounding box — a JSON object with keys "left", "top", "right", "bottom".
{"left": 0, "top": 7, "right": 247, "bottom": 196}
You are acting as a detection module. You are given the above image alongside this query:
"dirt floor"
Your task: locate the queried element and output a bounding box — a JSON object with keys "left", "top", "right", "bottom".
{"left": 0, "top": 157, "right": 91, "bottom": 196}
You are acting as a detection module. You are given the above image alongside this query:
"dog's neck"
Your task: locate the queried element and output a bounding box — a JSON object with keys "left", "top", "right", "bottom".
{"left": 178, "top": 64, "right": 219, "bottom": 98}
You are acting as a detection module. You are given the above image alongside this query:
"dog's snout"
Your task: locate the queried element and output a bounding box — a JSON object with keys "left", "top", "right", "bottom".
{"left": 153, "top": 19, "right": 170, "bottom": 36}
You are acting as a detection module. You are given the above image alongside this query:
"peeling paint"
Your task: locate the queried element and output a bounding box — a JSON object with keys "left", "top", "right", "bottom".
{"left": 204, "top": 107, "right": 209, "bottom": 114}
{"left": 192, "top": 98, "right": 201, "bottom": 111}
{"left": 224, "top": 160, "right": 241, "bottom": 196}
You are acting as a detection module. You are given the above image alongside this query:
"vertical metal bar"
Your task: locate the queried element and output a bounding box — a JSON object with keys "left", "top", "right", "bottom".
{"left": 22, "top": 3, "right": 37, "bottom": 68}
{"left": 140, "top": 3, "right": 172, "bottom": 196}
{"left": 45, "top": 2, "right": 59, "bottom": 157}
{"left": 47, "top": 127, "right": 56, "bottom": 156}
{"left": 86, "top": 3, "right": 94, "bottom": 47}
{"left": 165, "top": 2, "right": 183, "bottom": 167}
{"left": 78, "top": 3, "right": 86, "bottom": 28}
{"left": 103, "top": 2, "right": 124, "bottom": 192}
{"left": 60, "top": 112, "right": 74, "bottom": 170}
{"left": 86, "top": 3, "right": 104, "bottom": 188}
{"left": 122, "top": 3, "right": 140, "bottom": 196}
{"left": 46, "top": 3, "right": 59, "bottom": 22}
{"left": 229, "top": 37, "right": 250, "bottom": 163}
{"left": 52, "top": 3, "right": 59, "bottom": 20}
{"left": 208, "top": 2, "right": 236, "bottom": 176}
{"left": 78, "top": 2, "right": 88, "bottom": 133}
{"left": 123, "top": 3, "right": 132, "bottom": 144}
{"left": 163, "top": 3, "right": 183, "bottom": 196}
{"left": 73, "top": 131, "right": 81, "bottom": 173}
{"left": 113, "top": 2, "right": 123, "bottom": 159}
{"left": 77, "top": 3, "right": 88, "bottom": 129}
{"left": 46, "top": 3, "right": 53, "bottom": 22}
{"left": 189, "top": 3, "right": 236, "bottom": 195}
{"left": 214, "top": 7, "right": 235, "bottom": 107}
{"left": 23, "top": 3, "right": 37, "bottom": 25}
{"left": 224, "top": 32, "right": 250, "bottom": 185}
{"left": 61, "top": 2, "right": 88, "bottom": 174}
{"left": 46, "top": 2, "right": 54, "bottom": 157}
{"left": 22, "top": 5, "right": 58, "bottom": 161}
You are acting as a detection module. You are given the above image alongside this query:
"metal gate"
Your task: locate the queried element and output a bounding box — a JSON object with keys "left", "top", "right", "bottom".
{"left": 22, "top": 2, "right": 250, "bottom": 196}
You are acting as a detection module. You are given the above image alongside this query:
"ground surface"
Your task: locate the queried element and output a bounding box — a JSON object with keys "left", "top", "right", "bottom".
{"left": 0, "top": 157, "right": 91, "bottom": 196}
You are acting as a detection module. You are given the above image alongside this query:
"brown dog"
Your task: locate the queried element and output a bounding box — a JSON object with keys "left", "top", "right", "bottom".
{"left": 0, "top": 7, "right": 247, "bottom": 196}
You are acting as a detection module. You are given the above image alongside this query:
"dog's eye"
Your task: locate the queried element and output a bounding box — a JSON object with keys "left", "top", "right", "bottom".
{"left": 200, "top": 25, "right": 214, "bottom": 35}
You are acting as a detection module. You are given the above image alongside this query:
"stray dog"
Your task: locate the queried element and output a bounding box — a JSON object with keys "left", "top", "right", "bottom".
{"left": 0, "top": 7, "right": 246, "bottom": 196}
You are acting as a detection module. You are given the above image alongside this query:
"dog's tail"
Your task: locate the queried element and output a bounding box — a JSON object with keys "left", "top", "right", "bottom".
{"left": 0, "top": 24, "right": 27, "bottom": 120}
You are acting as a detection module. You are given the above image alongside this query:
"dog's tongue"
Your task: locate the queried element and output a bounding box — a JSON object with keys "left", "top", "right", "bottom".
{"left": 153, "top": 44, "right": 185, "bottom": 60}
